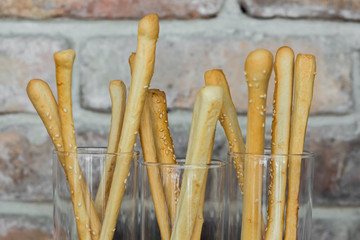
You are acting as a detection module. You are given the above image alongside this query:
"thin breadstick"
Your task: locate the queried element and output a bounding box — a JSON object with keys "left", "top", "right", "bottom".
{"left": 241, "top": 49, "right": 273, "bottom": 240}
{"left": 27, "top": 78, "right": 101, "bottom": 239}
{"left": 140, "top": 95, "right": 172, "bottom": 240}
{"left": 190, "top": 69, "right": 246, "bottom": 239}
{"left": 204, "top": 69, "right": 246, "bottom": 189}
{"left": 100, "top": 14, "right": 159, "bottom": 240}
{"left": 284, "top": 54, "right": 315, "bottom": 240}
{"left": 94, "top": 80, "right": 127, "bottom": 220}
{"left": 55, "top": 49, "right": 100, "bottom": 240}
{"left": 147, "top": 89, "right": 179, "bottom": 226}
{"left": 171, "top": 86, "right": 223, "bottom": 240}
{"left": 265, "top": 46, "right": 294, "bottom": 240}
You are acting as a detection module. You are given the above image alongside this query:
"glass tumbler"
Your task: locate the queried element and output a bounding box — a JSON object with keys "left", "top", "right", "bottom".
{"left": 140, "top": 159, "right": 227, "bottom": 240}
{"left": 227, "top": 150, "right": 314, "bottom": 240}
{"left": 53, "top": 147, "right": 139, "bottom": 240}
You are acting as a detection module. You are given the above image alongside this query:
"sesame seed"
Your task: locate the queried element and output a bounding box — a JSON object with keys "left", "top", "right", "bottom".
{"left": 55, "top": 134, "right": 60, "bottom": 138}
{"left": 260, "top": 112, "right": 264, "bottom": 116}
{"left": 57, "top": 144, "right": 62, "bottom": 147}
{"left": 253, "top": 78, "right": 257, "bottom": 81}
{"left": 79, "top": 175, "right": 82, "bottom": 180}
{"left": 134, "top": 131, "right": 138, "bottom": 135}
{"left": 160, "top": 114, "right": 163, "bottom": 119}
{"left": 263, "top": 70, "right": 267, "bottom": 74}
{"left": 144, "top": 85, "right": 148, "bottom": 89}
{"left": 244, "top": 71, "right": 247, "bottom": 76}
{"left": 156, "top": 100, "right": 161, "bottom": 103}
{"left": 69, "top": 144, "right": 72, "bottom": 148}
{"left": 63, "top": 108, "right": 67, "bottom": 113}
{"left": 262, "top": 123, "right": 265, "bottom": 127}
{"left": 49, "top": 126, "right": 52, "bottom": 130}
{"left": 78, "top": 202, "right": 81, "bottom": 207}
{"left": 76, "top": 216, "right": 79, "bottom": 220}
{"left": 49, "top": 116, "right": 52, "bottom": 120}
{"left": 160, "top": 128, "right": 164, "bottom": 132}
{"left": 46, "top": 112, "right": 50, "bottom": 117}
{"left": 249, "top": 99, "right": 253, "bottom": 103}
{"left": 69, "top": 166, "right": 73, "bottom": 170}
{"left": 249, "top": 83, "right": 252, "bottom": 87}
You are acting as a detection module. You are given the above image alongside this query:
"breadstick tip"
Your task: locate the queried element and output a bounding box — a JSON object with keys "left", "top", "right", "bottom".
{"left": 245, "top": 49, "right": 273, "bottom": 70}
{"left": 54, "top": 49, "right": 76, "bottom": 66}
{"left": 198, "top": 85, "right": 224, "bottom": 107}
{"left": 27, "top": 79, "right": 49, "bottom": 99}
{"left": 296, "top": 54, "right": 316, "bottom": 74}
{"left": 204, "top": 69, "right": 225, "bottom": 85}
{"left": 138, "top": 14, "right": 159, "bottom": 39}
{"left": 109, "top": 80, "right": 125, "bottom": 87}
{"left": 276, "top": 46, "right": 294, "bottom": 59}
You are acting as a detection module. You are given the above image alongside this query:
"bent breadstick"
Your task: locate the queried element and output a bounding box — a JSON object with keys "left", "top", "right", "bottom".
{"left": 27, "top": 78, "right": 101, "bottom": 239}
{"left": 265, "top": 47, "right": 294, "bottom": 240}
{"left": 191, "top": 69, "right": 245, "bottom": 239}
{"left": 55, "top": 49, "right": 99, "bottom": 240}
{"left": 284, "top": 54, "right": 315, "bottom": 240}
{"left": 100, "top": 14, "right": 159, "bottom": 240}
{"left": 95, "top": 80, "right": 127, "bottom": 220}
{"left": 204, "top": 69, "right": 246, "bottom": 189}
{"left": 147, "top": 89, "right": 179, "bottom": 226}
{"left": 241, "top": 49, "right": 273, "bottom": 240}
{"left": 171, "top": 86, "right": 223, "bottom": 240}
{"left": 140, "top": 95, "right": 172, "bottom": 240}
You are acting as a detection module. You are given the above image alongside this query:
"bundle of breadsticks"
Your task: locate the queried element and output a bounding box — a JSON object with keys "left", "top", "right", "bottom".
{"left": 26, "top": 11, "right": 315, "bottom": 240}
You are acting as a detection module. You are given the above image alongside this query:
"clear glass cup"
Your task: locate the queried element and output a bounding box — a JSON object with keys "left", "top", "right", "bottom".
{"left": 139, "top": 159, "right": 227, "bottom": 240}
{"left": 227, "top": 149, "right": 314, "bottom": 240}
{"left": 53, "top": 147, "right": 139, "bottom": 240}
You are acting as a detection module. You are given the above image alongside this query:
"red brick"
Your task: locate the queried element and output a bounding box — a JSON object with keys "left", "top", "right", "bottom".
{"left": 0, "top": 215, "right": 52, "bottom": 240}
{"left": 0, "top": 0, "right": 224, "bottom": 19}
{"left": 240, "top": 0, "right": 360, "bottom": 21}
{"left": 80, "top": 35, "right": 353, "bottom": 115}
{"left": 0, "top": 36, "right": 69, "bottom": 113}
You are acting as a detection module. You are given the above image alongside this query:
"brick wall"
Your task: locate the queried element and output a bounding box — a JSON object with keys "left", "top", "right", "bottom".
{"left": 0, "top": 0, "right": 360, "bottom": 239}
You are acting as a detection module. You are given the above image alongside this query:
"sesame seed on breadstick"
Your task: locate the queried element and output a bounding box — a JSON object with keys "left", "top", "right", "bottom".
{"left": 284, "top": 54, "right": 315, "bottom": 240}
{"left": 140, "top": 95, "right": 172, "bottom": 240}
{"left": 205, "top": 69, "right": 246, "bottom": 190}
{"left": 27, "top": 78, "right": 101, "bottom": 239}
{"left": 55, "top": 49, "right": 101, "bottom": 240}
{"left": 95, "top": 80, "right": 127, "bottom": 220}
{"left": 265, "top": 46, "right": 294, "bottom": 240}
{"left": 147, "top": 89, "right": 179, "bottom": 226}
{"left": 100, "top": 14, "right": 159, "bottom": 240}
{"left": 241, "top": 49, "right": 273, "bottom": 240}
{"left": 171, "top": 86, "right": 223, "bottom": 240}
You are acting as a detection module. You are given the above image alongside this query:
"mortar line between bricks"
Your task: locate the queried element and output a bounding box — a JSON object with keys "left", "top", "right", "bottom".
{"left": 0, "top": 200, "right": 52, "bottom": 218}
{"left": 351, "top": 51, "right": 360, "bottom": 135}
{"left": 313, "top": 206, "right": 360, "bottom": 220}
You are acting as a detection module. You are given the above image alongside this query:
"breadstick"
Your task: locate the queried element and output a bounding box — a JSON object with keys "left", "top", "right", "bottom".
{"left": 284, "top": 54, "right": 315, "bottom": 240}
{"left": 100, "top": 14, "right": 159, "bottom": 240}
{"left": 140, "top": 95, "right": 172, "bottom": 240}
{"left": 265, "top": 47, "right": 294, "bottom": 240}
{"left": 171, "top": 86, "right": 223, "bottom": 240}
{"left": 241, "top": 49, "right": 273, "bottom": 240}
{"left": 147, "top": 89, "right": 179, "bottom": 225}
{"left": 95, "top": 80, "right": 127, "bottom": 220}
{"left": 55, "top": 49, "right": 97, "bottom": 240}
{"left": 190, "top": 69, "right": 245, "bottom": 239}
{"left": 204, "top": 69, "right": 246, "bottom": 189}
{"left": 27, "top": 77, "right": 101, "bottom": 239}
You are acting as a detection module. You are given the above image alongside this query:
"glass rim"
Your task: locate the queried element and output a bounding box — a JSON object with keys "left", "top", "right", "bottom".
{"left": 228, "top": 148, "right": 314, "bottom": 158}
{"left": 140, "top": 158, "right": 226, "bottom": 169}
{"left": 54, "top": 147, "right": 139, "bottom": 157}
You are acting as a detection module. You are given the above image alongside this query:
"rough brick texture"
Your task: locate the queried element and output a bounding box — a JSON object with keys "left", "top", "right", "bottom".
{"left": 240, "top": 0, "right": 360, "bottom": 21}
{"left": 0, "top": 0, "right": 224, "bottom": 19}
{"left": 0, "top": 215, "right": 52, "bottom": 240}
{"left": 311, "top": 219, "right": 350, "bottom": 240}
{"left": 80, "top": 34, "right": 353, "bottom": 114}
{"left": 0, "top": 36, "right": 69, "bottom": 113}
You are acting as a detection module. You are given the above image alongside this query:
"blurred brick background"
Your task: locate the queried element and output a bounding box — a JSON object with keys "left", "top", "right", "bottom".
{"left": 0, "top": 0, "right": 360, "bottom": 239}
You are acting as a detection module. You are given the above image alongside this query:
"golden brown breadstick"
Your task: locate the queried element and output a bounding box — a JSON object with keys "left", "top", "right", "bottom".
{"left": 26, "top": 79, "right": 65, "bottom": 161}
{"left": 95, "top": 80, "right": 127, "bottom": 220}
{"left": 55, "top": 49, "right": 97, "bottom": 240}
{"left": 171, "top": 86, "right": 223, "bottom": 240}
{"left": 147, "top": 89, "right": 179, "bottom": 225}
{"left": 241, "top": 49, "right": 273, "bottom": 240}
{"left": 27, "top": 78, "right": 101, "bottom": 239}
{"left": 140, "top": 96, "right": 172, "bottom": 240}
{"left": 100, "top": 14, "right": 159, "bottom": 240}
{"left": 284, "top": 54, "right": 315, "bottom": 240}
{"left": 265, "top": 47, "right": 294, "bottom": 240}
{"left": 204, "top": 69, "right": 246, "bottom": 188}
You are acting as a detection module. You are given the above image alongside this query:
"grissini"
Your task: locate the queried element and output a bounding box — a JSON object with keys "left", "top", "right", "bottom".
{"left": 171, "top": 86, "right": 223, "bottom": 240}
{"left": 241, "top": 49, "right": 273, "bottom": 240}
{"left": 191, "top": 69, "right": 244, "bottom": 239}
{"left": 204, "top": 69, "right": 246, "bottom": 189}
{"left": 284, "top": 54, "right": 315, "bottom": 240}
{"left": 100, "top": 14, "right": 159, "bottom": 240}
{"left": 265, "top": 46, "right": 294, "bottom": 240}
{"left": 147, "top": 89, "right": 179, "bottom": 225}
{"left": 95, "top": 80, "right": 127, "bottom": 220}
{"left": 27, "top": 78, "right": 101, "bottom": 239}
{"left": 55, "top": 49, "right": 101, "bottom": 240}
{"left": 140, "top": 95, "right": 172, "bottom": 240}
